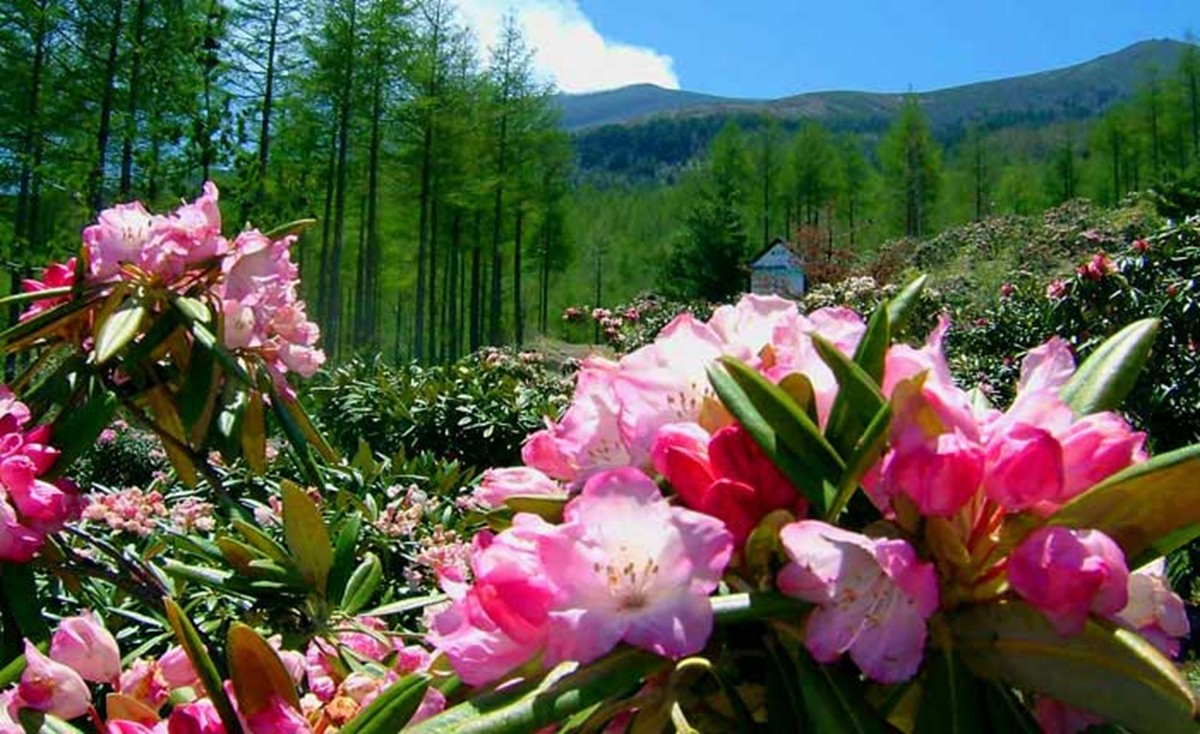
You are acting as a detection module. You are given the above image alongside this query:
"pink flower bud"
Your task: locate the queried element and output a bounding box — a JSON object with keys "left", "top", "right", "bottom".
{"left": 166, "top": 698, "right": 225, "bottom": 734}
{"left": 19, "top": 641, "right": 91, "bottom": 721}
{"left": 51, "top": 611, "right": 121, "bottom": 684}
{"left": 158, "top": 646, "right": 200, "bottom": 691}
{"left": 1008, "top": 526, "right": 1129, "bottom": 636}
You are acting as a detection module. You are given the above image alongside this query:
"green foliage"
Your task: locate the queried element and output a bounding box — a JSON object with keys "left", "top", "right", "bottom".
{"left": 312, "top": 350, "right": 573, "bottom": 472}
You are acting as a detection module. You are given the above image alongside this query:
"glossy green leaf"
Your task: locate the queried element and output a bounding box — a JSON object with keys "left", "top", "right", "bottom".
{"left": 145, "top": 386, "right": 198, "bottom": 487}
{"left": 763, "top": 636, "right": 804, "bottom": 734}
{"left": 45, "top": 390, "right": 118, "bottom": 480}
{"left": 179, "top": 343, "right": 220, "bottom": 446}
{"left": 163, "top": 597, "right": 243, "bottom": 734}
{"left": 340, "top": 674, "right": 430, "bottom": 734}
{"left": 1048, "top": 444, "right": 1200, "bottom": 562}
{"left": 951, "top": 599, "right": 1196, "bottom": 733}
{"left": 241, "top": 390, "right": 268, "bottom": 474}
{"left": 341, "top": 553, "right": 383, "bottom": 615}
{"left": 173, "top": 296, "right": 211, "bottom": 325}
{"left": 281, "top": 480, "right": 334, "bottom": 596}
{"left": 778, "top": 372, "right": 820, "bottom": 426}
{"left": 227, "top": 622, "right": 300, "bottom": 715}
{"left": 1060, "top": 318, "right": 1159, "bottom": 415}
{"left": 263, "top": 217, "right": 318, "bottom": 240}
{"left": 408, "top": 647, "right": 664, "bottom": 734}
{"left": 360, "top": 594, "right": 449, "bottom": 618}
{"left": 503, "top": 494, "right": 568, "bottom": 522}
{"left": 216, "top": 536, "right": 266, "bottom": 575}
{"left": 1, "top": 563, "right": 48, "bottom": 643}
{"left": 981, "top": 681, "right": 1040, "bottom": 734}
{"left": 232, "top": 519, "right": 290, "bottom": 563}
{"left": 268, "top": 386, "right": 324, "bottom": 486}
{"left": 791, "top": 638, "right": 889, "bottom": 734}
{"left": 328, "top": 513, "right": 364, "bottom": 605}
{"left": 826, "top": 402, "right": 892, "bottom": 522}
{"left": 813, "top": 334, "right": 887, "bottom": 458}
{"left": 854, "top": 304, "right": 890, "bottom": 383}
{"left": 886, "top": 274, "right": 928, "bottom": 332}
{"left": 709, "top": 358, "right": 842, "bottom": 513}
{"left": 0, "top": 292, "right": 95, "bottom": 350}
{"left": 277, "top": 390, "right": 340, "bottom": 463}
{"left": 913, "top": 649, "right": 985, "bottom": 734}
{"left": 94, "top": 300, "right": 146, "bottom": 364}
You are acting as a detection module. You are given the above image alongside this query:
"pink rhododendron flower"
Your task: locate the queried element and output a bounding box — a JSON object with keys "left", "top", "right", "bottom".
{"left": 158, "top": 646, "right": 201, "bottom": 691}
{"left": 777, "top": 521, "right": 939, "bottom": 683}
{"left": 1035, "top": 696, "right": 1104, "bottom": 734}
{"left": 427, "top": 515, "right": 558, "bottom": 686}
{"left": 166, "top": 698, "right": 225, "bottom": 734}
{"left": 21, "top": 259, "right": 77, "bottom": 321}
{"left": 0, "top": 689, "right": 22, "bottom": 734}
{"left": 471, "top": 467, "right": 565, "bottom": 510}
{"left": 652, "top": 422, "right": 803, "bottom": 545}
{"left": 242, "top": 695, "right": 311, "bottom": 734}
{"left": 84, "top": 201, "right": 155, "bottom": 282}
{"left": 18, "top": 641, "right": 91, "bottom": 720}
{"left": 1112, "top": 559, "right": 1190, "bottom": 657}
{"left": 51, "top": 611, "right": 121, "bottom": 684}
{"left": 536, "top": 468, "right": 732, "bottom": 665}
{"left": 0, "top": 390, "right": 76, "bottom": 562}
{"left": 1008, "top": 526, "right": 1129, "bottom": 636}
{"left": 768, "top": 307, "right": 867, "bottom": 424}
{"left": 119, "top": 659, "right": 172, "bottom": 711}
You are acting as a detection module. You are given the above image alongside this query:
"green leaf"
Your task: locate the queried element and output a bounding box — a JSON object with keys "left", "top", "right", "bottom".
{"left": 163, "top": 597, "right": 243, "bottom": 734}
{"left": 341, "top": 553, "right": 383, "bottom": 615}
{"left": 328, "top": 513, "right": 364, "bottom": 605}
{"left": 812, "top": 334, "right": 888, "bottom": 459}
{"left": 1, "top": 563, "right": 48, "bottom": 643}
{"left": 710, "top": 592, "right": 807, "bottom": 625}
{"left": 709, "top": 358, "right": 843, "bottom": 513}
{"left": 763, "top": 636, "right": 804, "bottom": 734}
{"left": 950, "top": 599, "right": 1197, "bottom": 733}
{"left": 277, "top": 390, "right": 340, "bottom": 463}
{"left": 94, "top": 300, "right": 146, "bottom": 364}
{"left": 408, "top": 647, "right": 665, "bottom": 734}
{"left": 267, "top": 385, "right": 324, "bottom": 486}
{"left": 1060, "top": 318, "right": 1160, "bottom": 415}
{"left": 981, "top": 682, "right": 1040, "bottom": 734}
{"left": 263, "top": 218, "right": 318, "bottom": 240}
{"left": 241, "top": 390, "right": 268, "bottom": 474}
{"left": 503, "top": 494, "right": 568, "bottom": 522}
{"left": 778, "top": 373, "right": 820, "bottom": 426}
{"left": 281, "top": 480, "right": 334, "bottom": 596}
{"left": 791, "top": 639, "right": 888, "bottom": 734}
{"left": 886, "top": 274, "right": 928, "bottom": 333}
{"left": 1048, "top": 444, "right": 1200, "bottom": 563}
{"left": 232, "top": 519, "right": 290, "bottom": 563}
{"left": 0, "top": 292, "right": 95, "bottom": 350}
{"left": 340, "top": 674, "right": 430, "bottom": 734}
{"left": 179, "top": 343, "right": 220, "bottom": 446}
{"left": 173, "top": 296, "right": 211, "bottom": 325}
{"left": 854, "top": 304, "right": 891, "bottom": 384}
{"left": 360, "top": 594, "right": 449, "bottom": 618}
{"left": 45, "top": 390, "right": 118, "bottom": 479}
{"left": 913, "top": 649, "right": 985, "bottom": 734}
{"left": 826, "top": 402, "right": 892, "bottom": 522}
{"left": 227, "top": 622, "right": 300, "bottom": 715}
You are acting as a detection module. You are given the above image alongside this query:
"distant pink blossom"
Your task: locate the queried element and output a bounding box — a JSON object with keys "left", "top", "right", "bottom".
{"left": 1008, "top": 526, "right": 1129, "bottom": 636}
{"left": 1046, "top": 278, "right": 1069, "bottom": 300}
{"left": 777, "top": 521, "right": 938, "bottom": 683}
{"left": 21, "top": 259, "right": 77, "bottom": 321}
{"left": 536, "top": 468, "right": 732, "bottom": 666}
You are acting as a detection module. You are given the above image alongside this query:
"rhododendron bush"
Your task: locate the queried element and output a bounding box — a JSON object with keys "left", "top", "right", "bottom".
{"left": 1, "top": 186, "right": 1199, "bottom": 734}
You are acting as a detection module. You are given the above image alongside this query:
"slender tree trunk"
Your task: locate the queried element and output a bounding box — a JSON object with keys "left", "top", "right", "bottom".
{"left": 327, "top": 0, "right": 356, "bottom": 358}
{"left": 540, "top": 216, "right": 551, "bottom": 334}
{"left": 354, "top": 195, "right": 367, "bottom": 348}
{"left": 469, "top": 212, "right": 482, "bottom": 352}
{"left": 200, "top": 0, "right": 220, "bottom": 182}
{"left": 118, "top": 0, "right": 147, "bottom": 198}
{"left": 414, "top": 123, "right": 433, "bottom": 362}
{"left": 428, "top": 197, "right": 440, "bottom": 362}
{"left": 489, "top": 111, "right": 508, "bottom": 345}
{"left": 256, "top": 0, "right": 283, "bottom": 206}
{"left": 317, "top": 123, "right": 337, "bottom": 328}
{"left": 443, "top": 210, "right": 460, "bottom": 362}
{"left": 365, "top": 71, "right": 383, "bottom": 347}
{"left": 512, "top": 205, "right": 523, "bottom": 346}
{"left": 89, "top": 0, "right": 125, "bottom": 213}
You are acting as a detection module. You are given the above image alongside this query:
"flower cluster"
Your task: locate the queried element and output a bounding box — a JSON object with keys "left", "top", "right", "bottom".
{"left": 431, "top": 290, "right": 1192, "bottom": 730}
{"left": 24, "top": 183, "right": 324, "bottom": 385}
{"left": 0, "top": 387, "right": 78, "bottom": 562}
{"left": 0, "top": 611, "right": 444, "bottom": 733}
{"left": 80, "top": 487, "right": 167, "bottom": 537}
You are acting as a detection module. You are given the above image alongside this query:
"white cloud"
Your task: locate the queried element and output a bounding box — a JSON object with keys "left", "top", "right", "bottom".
{"left": 453, "top": 0, "right": 680, "bottom": 93}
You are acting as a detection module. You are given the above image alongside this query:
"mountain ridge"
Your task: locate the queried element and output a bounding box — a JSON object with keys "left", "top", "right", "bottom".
{"left": 554, "top": 38, "right": 1190, "bottom": 133}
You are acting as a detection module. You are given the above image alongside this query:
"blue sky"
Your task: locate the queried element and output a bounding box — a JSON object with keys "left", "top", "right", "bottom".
{"left": 453, "top": 0, "right": 1197, "bottom": 96}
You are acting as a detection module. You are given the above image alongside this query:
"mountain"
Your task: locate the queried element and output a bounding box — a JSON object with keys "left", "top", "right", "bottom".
{"left": 555, "top": 38, "right": 1188, "bottom": 134}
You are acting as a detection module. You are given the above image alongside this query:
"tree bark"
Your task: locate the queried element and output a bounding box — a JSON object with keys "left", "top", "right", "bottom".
{"left": 89, "top": 0, "right": 125, "bottom": 213}
{"left": 118, "top": 0, "right": 147, "bottom": 198}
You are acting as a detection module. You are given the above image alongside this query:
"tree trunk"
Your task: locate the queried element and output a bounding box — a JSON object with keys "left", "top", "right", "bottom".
{"left": 512, "top": 204, "right": 523, "bottom": 346}
{"left": 326, "top": 0, "right": 356, "bottom": 358}
{"left": 89, "top": 0, "right": 125, "bottom": 213}
{"left": 489, "top": 111, "right": 508, "bottom": 345}
{"left": 365, "top": 70, "right": 383, "bottom": 348}
{"left": 118, "top": 0, "right": 147, "bottom": 198}
{"left": 469, "top": 212, "right": 482, "bottom": 352}
{"left": 256, "top": 0, "right": 283, "bottom": 206}
{"left": 317, "top": 123, "right": 337, "bottom": 328}
{"left": 414, "top": 122, "right": 433, "bottom": 362}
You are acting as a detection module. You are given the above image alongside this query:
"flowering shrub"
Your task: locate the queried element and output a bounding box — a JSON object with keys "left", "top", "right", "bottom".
{"left": 561, "top": 293, "right": 714, "bottom": 351}
{"left": 0, "top": 182, "right": 1197, "bottom": 734}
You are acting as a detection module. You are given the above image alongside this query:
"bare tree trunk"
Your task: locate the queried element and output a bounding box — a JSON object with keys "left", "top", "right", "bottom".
{"left": 256, "top": 0, "right": 284, "bottom": 206}
{"left": 118, "top": 0, "right": 147, "bottom": 198}
{"left": 469, "top": 212, "right": 482, "bottom": 352}
{"left": 428, "top": 196, "right": 439, "bottom": 362}
{"left": 326, "top": 0, "right": 356, "bottom": 359}
{"left": 365, "top": 71, "right": 383, "bottom": 348}
{"left": 512, "top": 205, "right": 523, "bottom": 346}
{"left": 489, "top": 111, "right": 508, "bottom": 345}
{"left": 89, "top": 0, "right": 125, "bottom": 213}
